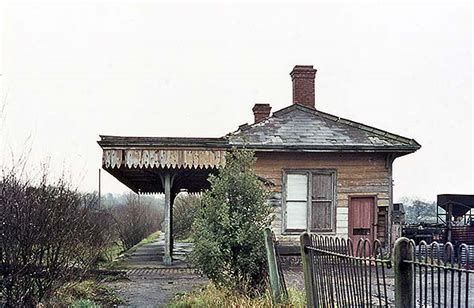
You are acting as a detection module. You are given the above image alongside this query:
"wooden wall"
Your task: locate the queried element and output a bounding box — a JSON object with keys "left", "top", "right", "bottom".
{"left": 254, "top": 152, "right": 392, "bottom": 245}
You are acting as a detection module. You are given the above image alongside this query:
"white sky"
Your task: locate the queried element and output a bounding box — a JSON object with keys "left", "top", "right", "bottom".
{"left": 1, "top": 1, "right": 472, "bottom": 202}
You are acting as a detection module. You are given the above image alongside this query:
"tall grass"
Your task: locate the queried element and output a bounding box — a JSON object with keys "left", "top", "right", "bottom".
{"left": 169, "top": 283, "right": 305, "bottom": 308}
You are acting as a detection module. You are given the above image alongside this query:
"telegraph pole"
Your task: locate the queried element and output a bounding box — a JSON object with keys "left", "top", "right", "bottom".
{"left": 98, "top": 168, "right": 101, "bottom": 208}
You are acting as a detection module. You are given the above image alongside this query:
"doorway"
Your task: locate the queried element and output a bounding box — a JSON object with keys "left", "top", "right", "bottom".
{"left": 349, "top": 196, "right": 376, "bottom": 248}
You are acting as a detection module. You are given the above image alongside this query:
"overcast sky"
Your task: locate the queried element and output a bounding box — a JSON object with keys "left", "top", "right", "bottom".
{"left": 1, "top": 1, "right": 472, "bottom": 201}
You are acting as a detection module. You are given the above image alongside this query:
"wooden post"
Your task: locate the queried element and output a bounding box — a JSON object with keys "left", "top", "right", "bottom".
{"left": 263, "top": 228, "right": 284, "bottom": 304}
{"left": 163, "top": 173, "right": 172, "bottom": 265}
{"left": 393, "top": 237, "right": 413, "bottom": 308}
{"left": 300, "top": 232, "right": 316, "bottom": 308}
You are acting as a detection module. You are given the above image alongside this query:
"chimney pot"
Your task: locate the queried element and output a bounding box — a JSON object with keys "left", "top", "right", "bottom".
{"left": 290, "top": 65, "right": 317, "bottom": 108}
{"left": 252, "top": 103, "right": 272, "bottom": 123}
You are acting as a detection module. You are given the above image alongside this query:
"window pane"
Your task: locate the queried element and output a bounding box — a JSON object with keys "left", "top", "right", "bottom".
{"left": 286, "top": 201, "right": 307, "bottom": 229}
{"left": 287, "top": 174, "right": 308, "bottom": 200}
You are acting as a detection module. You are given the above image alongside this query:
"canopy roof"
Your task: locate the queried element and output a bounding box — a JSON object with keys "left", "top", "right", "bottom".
{"left": 437, "top": 194, "right": 474, "bottom": 217}
{"left": 100, "top": 145, "right": 226, "bottom": 194}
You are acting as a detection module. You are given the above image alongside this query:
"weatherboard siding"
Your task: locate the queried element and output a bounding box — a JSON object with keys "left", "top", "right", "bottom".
{"left": 254, "top": 152, "right": 391, "bottom": 245}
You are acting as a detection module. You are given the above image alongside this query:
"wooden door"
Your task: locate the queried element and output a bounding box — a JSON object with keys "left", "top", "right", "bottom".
{"left": 349, "top": 196, "right": 375, "bottom": 249}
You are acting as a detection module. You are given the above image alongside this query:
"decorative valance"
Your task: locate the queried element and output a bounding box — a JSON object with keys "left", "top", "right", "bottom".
{"left": 103, "top": 149, "right": 226, "bottom": 169}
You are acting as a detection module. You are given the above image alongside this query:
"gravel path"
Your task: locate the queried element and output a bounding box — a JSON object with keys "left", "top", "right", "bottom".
{"left": 111, "top": 269, "right": 207, "bottom": 307}
{"left": 108, "top": 235, "right": 208, "bottom": 307}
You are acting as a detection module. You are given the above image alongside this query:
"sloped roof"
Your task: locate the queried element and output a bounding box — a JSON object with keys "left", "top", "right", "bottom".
{"left": 98, "top": 104, "right": 420, "bottom": 155}
{"left": 226, "top": 104, "right": 420, "bottom": 153}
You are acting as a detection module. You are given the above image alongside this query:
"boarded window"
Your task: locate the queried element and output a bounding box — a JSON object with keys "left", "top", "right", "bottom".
{"left": 285, "top": 174, "right": 308, "bottom": 230}
{"left": 311, "top": 174, "right": 334, "bottom": 231}
{"left": 284, "top": 171, "right": 335, "bottom": 232}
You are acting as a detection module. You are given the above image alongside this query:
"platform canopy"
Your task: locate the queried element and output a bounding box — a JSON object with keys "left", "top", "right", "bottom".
{"left": 98, "top": 135, "right": 230, "bottom": 265}
{"left": 99, "top": 136, "right": 229, "bottom": 194}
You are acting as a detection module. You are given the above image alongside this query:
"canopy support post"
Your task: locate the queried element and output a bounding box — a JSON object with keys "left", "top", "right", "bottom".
{"left": 163, "top": 172, "right": 173, "bottom": 265}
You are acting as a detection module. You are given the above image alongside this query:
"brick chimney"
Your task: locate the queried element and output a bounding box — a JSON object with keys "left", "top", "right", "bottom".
{"left": 290, "top": 65, "right": 317, "bottom": 108}
{"left": 252, "top": 103, "right": 272, "bottom": 122}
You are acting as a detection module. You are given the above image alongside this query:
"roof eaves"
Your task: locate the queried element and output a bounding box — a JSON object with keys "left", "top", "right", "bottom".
{"left": 227, "top": 142, "right": 420, "bottom": 151}
{"left": 98, "top": 135, "right": 229, "bottom": 149}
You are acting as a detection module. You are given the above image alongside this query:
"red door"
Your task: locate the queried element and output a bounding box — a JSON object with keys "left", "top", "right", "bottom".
{"left": 349, "top": 196, "right": 375, "bottom": 251}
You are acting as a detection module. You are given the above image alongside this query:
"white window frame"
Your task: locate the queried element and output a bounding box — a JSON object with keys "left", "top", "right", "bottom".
{"left": 282, "top": 169, "right": 337, "bottom": 234}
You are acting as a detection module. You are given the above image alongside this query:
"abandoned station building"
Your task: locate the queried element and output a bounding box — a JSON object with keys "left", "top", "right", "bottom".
{"left": 99, "top": 65, "right": 420, "bottom": 264}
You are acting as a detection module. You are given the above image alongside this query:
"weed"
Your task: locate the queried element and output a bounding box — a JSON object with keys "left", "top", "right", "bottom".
{"left": 168, "top": 283, "right": 305, "bottom": 307}
{"left": 46, "top": 279, "right": 125, "bottom": 307}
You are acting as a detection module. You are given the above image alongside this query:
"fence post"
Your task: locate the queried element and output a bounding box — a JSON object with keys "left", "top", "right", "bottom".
{"left": 393, "top": 237, "right": 413, "bottom": 308}
{"left": 263, "top": 228, "right": 284, "bottom": 304}
{"left": 300, "top": 232, "right": 316, "bottom": 308}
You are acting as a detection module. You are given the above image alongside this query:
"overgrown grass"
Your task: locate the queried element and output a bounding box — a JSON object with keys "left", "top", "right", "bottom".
{"left": 46, "top": 279, "right": 125, "bottom": 307}
{"left": 168, "top": 283, "right": 305, "bottom": 308}
{"left": 70, "top": 299, "right": 100, "bottom": 308}
{"left": 175, "top": 237, "right": 193, "bottom": 243}
{"left": 122, "top": 230, "right": 161, "bottom": 256}
{"left": 106, "top": 230, "right": 161, "bottom": 269}
{"left": 97, "top": 241, "right": 124, "bottom": 268}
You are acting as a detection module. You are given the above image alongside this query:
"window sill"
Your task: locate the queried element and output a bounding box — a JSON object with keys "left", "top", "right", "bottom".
{"left": 282, "top": 230, "right": 337, "bottom": 236}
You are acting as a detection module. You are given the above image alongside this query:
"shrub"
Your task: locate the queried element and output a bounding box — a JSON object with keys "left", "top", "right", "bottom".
{"left": 0, "top": 169, "right": 112, "bottom": 306}
{"left": 173, "top": 193, "right": 200, "bottom": 240}
{"left": 110, "top": 193, "right": 163, "bottom": 250}
{"left": 190, "top": 148, "right": 273, "bottom": 294}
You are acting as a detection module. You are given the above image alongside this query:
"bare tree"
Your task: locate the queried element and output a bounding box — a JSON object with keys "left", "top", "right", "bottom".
{"left": 173, "top": 193, "right": 200, "bottom": 240}
{"left": 0, "top": 168, "right": 112, "bottom": 306}
{"left": 110, "top": 193, "right": 163, "bottom": 250}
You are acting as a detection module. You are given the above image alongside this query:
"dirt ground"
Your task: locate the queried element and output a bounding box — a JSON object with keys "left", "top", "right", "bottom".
{"left": 107, "top": 235, "right": 208, "bottom": 307}
{"left": 107, "top": 234, "right": 306, "bottom": 307}
{"left": 110, "top": 268, "right": 208, "bottom": 307}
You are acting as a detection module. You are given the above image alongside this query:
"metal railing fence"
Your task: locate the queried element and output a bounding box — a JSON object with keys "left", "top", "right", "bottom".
{"left": 301, "top": 234, "right": 474, "bottom": 308}
{"left": 301, "top": 233, "right": 392, "bottom": 307}
{"left": 405, "top": 241, "right": 473, "bottom": 307}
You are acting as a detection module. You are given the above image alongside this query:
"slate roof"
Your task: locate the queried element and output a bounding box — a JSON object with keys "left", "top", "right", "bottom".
{"left": 99, "top": 104, "right": 420, "bottom": 155}
{"left": 226, "top": 104, "right": 420, "bottom": 153}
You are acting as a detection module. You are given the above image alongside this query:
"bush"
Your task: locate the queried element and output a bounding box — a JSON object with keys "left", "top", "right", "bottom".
{"left": 0, "top": 169, "right": 112, "bottom": 306}
{"left": 110, "top": 193, "right": 163, "bottom": 250}
{"left": 190, "top": 149, "right": 273, "bottom": 295}
{"left": 173, "top": 193, "right": 200, "bottom": 240}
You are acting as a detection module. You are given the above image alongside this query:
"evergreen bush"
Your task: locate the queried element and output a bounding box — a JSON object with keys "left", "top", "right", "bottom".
{"left": 190, "top": 148, "right": 273, "bottom": 294}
